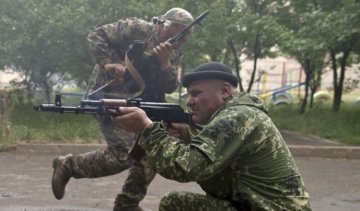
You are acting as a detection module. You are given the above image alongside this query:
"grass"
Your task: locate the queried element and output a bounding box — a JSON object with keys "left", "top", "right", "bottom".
{"left": 1, "top": 102, "right": 104, "bottom": 147}
{"left": 268, "top": 102, "right": 360, "bottom": 145}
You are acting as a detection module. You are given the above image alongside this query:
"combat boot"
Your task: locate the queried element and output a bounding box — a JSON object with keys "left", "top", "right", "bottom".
{"left": 51, "top": 154, "right": 73, "bottom": 200}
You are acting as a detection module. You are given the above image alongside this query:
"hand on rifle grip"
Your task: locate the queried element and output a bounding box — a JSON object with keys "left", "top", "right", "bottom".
{"left": 152, "top": 42, "right": 173, "bottom": 71}
{"left": 167, "top": 123, "right": 191, "bottom": 144}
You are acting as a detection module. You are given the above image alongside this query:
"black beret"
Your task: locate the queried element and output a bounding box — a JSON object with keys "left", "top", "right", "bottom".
{"left": 181, "top": 62, "right": 238, "bottom": 87}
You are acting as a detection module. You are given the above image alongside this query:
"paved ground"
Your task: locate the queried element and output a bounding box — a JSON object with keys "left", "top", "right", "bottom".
{"left": 1, "top": 131, "right": 360, "bottom": 211}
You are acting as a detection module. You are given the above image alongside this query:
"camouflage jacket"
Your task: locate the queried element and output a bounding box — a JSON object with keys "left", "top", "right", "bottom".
{"left": 139, "top": 93, "right": 311, "bottom": 210}
{"left": 86, "top": 17, "right": 182, "bottom": 102}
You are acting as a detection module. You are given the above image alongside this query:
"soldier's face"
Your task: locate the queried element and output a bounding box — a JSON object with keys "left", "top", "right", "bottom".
{"left": 163, "top": 23, "right": 193, "bottom": 45}
{"left": 186, "top": 80, "right": 225, "bottom": 124}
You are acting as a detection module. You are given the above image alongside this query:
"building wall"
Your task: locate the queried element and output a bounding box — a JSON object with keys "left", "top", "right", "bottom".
{"left": 0, "top": 68, "right": 21, "bottom": 89}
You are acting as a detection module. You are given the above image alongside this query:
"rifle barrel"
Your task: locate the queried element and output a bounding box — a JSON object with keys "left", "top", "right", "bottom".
{"left": 170, "top": 10, "right": 209, "bottom": 43}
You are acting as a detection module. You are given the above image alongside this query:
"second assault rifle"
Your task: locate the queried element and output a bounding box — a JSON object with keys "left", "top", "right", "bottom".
{"left": 34, "top": 93, "right": 191, "bottom": 124}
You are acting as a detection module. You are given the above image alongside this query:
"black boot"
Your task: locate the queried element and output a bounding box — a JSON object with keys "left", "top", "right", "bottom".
{"left": 51, "top": 154, "right": 73, "bottom": 200}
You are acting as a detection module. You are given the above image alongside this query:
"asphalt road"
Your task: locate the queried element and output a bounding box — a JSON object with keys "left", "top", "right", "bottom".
{"left": 1, "top": 142, "right": 360, "bottom": 211}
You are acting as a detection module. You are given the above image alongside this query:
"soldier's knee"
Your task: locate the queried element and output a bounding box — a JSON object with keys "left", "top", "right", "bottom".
{"left": 161, "top": 190, "right": 180, "bottom": 202}
{"left": 159, "top": 190, "right": 187, "bottom": 210}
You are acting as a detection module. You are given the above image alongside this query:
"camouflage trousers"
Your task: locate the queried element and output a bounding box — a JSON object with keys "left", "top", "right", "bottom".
{"left": 68, "top": 117, "right": 156, "bottom": 210}
{"left": 159, "top": 191, "right": 238, "bottom": 211}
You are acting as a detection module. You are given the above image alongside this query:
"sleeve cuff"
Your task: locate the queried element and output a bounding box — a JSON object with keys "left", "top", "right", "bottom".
{"left": 138, "top": 122, "right": 165, "bottom": 148}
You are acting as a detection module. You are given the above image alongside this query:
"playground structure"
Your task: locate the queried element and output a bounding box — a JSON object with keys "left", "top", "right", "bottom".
{"left": 259, "top": 82, "right": 305, "bottom": 105}
{"left": 249, "top": 59, "right": 360, "bottom": 106}
{"left": 253, "top": 62, "right": 306, "bottom": 105}
{"left": 249, "top": 60, "right": 335, "bottom": 105}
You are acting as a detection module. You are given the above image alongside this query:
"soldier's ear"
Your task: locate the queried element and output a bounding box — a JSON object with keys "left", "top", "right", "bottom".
{"left": 221, "top": 82, "right": 233, "bottom": 99}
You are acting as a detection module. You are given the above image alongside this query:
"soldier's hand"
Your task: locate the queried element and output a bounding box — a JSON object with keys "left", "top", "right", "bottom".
{"left": 104, "top": 63, "right": 127, "bottom": 80}
{"left": 167, "top": 123, "right": 191, "bottom": 144}
{"left": 111, "top": 107, "right": 153, "bottom": 133}
{"left": 152, "top": 42, "right": 173, "bottom": 71}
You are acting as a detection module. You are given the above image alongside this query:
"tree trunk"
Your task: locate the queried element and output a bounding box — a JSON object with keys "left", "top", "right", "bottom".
{"left": 330, "top": 50, "right": 338, "bottom": 109}
{"left": 299, "top": 80, "right": 309, "bottom": 114}
{"left": 227, "top": 39, "right": 244, "bottom": 92}
{"left": 247, "top": 29, "right": 261, "bottom": 93}
{"left": 39, "top": 68, "right": 52, "bottom": 103}
{"left": 332, "top": 50, "right": 350, "bottom": 112}
{"left": 309, "top": 86, "right": 316, "bottom": 108}
{"left": 299, "top": 59, "right": 312, "bottom": 114}
{"left": 308, "top": 61, "right": 319, "bottom": 109}
{"left": 44, "top": 80, "right": 52, "bottom": 103}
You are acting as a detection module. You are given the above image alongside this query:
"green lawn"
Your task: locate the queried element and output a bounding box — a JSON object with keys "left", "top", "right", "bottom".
{"left": 268, "top": 102, "right": 360, "bottom": 145}
{"left": 1, "top": 102, "right": 104, "bottom": 147}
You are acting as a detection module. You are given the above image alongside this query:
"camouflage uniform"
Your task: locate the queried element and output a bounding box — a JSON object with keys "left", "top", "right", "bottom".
{"left": 139, "top": 93, "right": 311, "bottom": 211}
{"left": 57, "top": 9, "right": 193, "bottom": 211}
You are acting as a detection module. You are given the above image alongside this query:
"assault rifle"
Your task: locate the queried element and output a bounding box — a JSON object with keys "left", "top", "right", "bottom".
{"left": 34, "top": 93, "right": 191, "bottom": 124}
{"left": 34, "top": 93, "right": 192, "bottom": 160}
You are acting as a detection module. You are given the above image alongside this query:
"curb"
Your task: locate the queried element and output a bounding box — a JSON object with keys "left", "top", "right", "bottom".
{"left": 289, "top": 145, "right": 360, "bottom": 160}
{"left": 10, "top": 143, "right": 360, "bottom": 160}
{"left": 15, "top": 143, "right": 106, "bottom": 154}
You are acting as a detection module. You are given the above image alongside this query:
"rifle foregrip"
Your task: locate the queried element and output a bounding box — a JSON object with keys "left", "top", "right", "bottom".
{"left": 34, "top": 104, "right": 103, "bottom": 114}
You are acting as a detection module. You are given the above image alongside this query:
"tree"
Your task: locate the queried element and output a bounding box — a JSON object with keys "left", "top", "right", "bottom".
{"left": 288, "top": 0, "right": 360, "bottom": 112}
{"left": 276, "top": 0, "right": 329, "bottom": 113}
{"left": 233, "top": 0, "right": 286, "bottom": 93}
{"left": 0, "top": 0, "right": 149, "bottom": 102}
{"left": 321, "top": 1, "right": 360, "bottom": 112}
